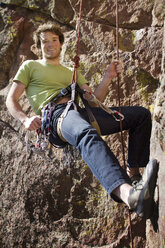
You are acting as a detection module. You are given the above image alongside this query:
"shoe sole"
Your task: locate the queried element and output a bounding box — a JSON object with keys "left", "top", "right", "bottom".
{"left": 135, "top": 159, "right": 159, "bottom": 219}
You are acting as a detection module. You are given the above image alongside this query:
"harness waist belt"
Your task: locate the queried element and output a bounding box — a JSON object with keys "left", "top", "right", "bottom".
{"left": 51, "top": 85, "right": 72, "bottom": 104}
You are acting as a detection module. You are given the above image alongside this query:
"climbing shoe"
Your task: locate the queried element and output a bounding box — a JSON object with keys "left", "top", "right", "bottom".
{"left": 128, "top": 159, "right": 159, "bottom": 219}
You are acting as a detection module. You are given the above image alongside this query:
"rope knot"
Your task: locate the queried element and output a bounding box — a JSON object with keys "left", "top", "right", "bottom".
{"left": 73, "top": 55, "right": 80, "bottom": 68}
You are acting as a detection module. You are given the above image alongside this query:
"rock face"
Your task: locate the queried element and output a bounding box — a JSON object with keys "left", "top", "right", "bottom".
{"left": 146, "top": 20, "right": 165, "bottom": 248}
{"left": 0, "top": 0, "right": 164, "bottom": 247}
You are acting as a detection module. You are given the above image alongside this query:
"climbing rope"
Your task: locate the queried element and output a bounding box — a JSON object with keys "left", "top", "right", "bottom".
{"left": 115, "top": 0, "right": 126, "bottom": 171}
{"left": 71, "top": 0, "right": 83, "bottom": 84}
{"left": 115, "top": 1, "right": 134, "bottom": 248}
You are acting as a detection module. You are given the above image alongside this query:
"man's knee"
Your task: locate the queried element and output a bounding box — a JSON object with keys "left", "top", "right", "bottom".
{"left": 137, "top": 106, "right": 151, "bottom": 123}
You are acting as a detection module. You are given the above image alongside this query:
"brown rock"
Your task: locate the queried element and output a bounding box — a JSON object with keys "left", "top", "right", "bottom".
{"left": 0, "top": 1, "right": 164, "bottom": 247}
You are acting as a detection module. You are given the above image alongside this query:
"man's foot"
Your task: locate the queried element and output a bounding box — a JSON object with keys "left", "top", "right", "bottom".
{"left": 128, "top": 159, "right": 159, "bottom": 219}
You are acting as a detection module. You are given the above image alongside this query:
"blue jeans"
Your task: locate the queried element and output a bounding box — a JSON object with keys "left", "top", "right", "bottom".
{"left": 49, "top": 104, "right": 152, "bottom": 197}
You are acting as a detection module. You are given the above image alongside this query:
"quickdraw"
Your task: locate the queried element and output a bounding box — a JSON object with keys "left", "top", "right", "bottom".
{"left": 25, "top": 102, "right": 54, "bottom": 153}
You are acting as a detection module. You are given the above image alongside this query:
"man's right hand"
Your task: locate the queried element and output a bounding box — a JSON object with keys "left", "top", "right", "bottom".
{"left": 23, "top": 116, "right": 42, "bottom": 131}
{"left": 6, "top": 81, "right": 42, "bottom": 131}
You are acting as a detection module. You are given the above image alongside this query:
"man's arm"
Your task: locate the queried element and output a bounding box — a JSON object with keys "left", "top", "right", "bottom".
{"left": 80, "top": 61, "right": 122, "bottom": 103}
{"left": 6, "top": 81, "right": 41, "bottom": 131}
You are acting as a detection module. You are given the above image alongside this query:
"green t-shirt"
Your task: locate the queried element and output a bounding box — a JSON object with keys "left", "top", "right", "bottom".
{"left": 13, "top": 60, "right": 87, "bottom": 114}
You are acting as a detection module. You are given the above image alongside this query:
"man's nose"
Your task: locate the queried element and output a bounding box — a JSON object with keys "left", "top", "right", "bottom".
{"left": 47, "top": 41, "right": 53, "bottom": 48}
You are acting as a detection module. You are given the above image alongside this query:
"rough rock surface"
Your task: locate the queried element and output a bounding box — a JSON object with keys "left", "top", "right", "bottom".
{"left": 146, "top": 20, "right": 165, "bottom": 248}
{"left": 0, "top": 0, "right": 164, "bottom": 247}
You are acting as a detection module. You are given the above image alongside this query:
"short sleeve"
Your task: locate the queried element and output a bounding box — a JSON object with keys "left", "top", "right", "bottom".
{"left": 13, "top": 60, "right": 31, "bottom": 87}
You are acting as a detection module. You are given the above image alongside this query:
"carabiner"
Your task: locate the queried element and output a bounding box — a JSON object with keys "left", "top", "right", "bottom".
{"left": 113, "top": 111, "right": 124, "bottom": 121}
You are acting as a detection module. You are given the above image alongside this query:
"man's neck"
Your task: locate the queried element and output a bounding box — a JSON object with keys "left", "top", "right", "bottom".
{"left": 42, "top": 58, "right": 60, "bottom": 66}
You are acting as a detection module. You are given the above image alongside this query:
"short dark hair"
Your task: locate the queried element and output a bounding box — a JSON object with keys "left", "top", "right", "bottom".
{"left": 33, "top": 23, "right": 64, "bottom": 48}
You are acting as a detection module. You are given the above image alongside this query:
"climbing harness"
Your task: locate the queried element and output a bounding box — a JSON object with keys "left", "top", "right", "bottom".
{"left": 40, "top": 82, "right": 124, "bottom": 146}
{"left": 56, "top": 82, "right": 125, "bottom": 142}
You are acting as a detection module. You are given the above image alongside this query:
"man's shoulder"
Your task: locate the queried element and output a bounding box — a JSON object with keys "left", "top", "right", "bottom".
{"left": 19, "top": 60, "right": 47, "bottom": 72}
{"left": 21, "top": 59, "right": 40, "bottom": 66}
{"left": 61, "top": 64, "right": 84, "bottom": 75}
{"left": 60, "top": 64, "right": 73, "bottom": 71}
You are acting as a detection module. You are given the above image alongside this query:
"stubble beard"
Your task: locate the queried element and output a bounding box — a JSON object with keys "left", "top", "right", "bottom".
{"left": 45, "top": 54, "right": 60, "bottom": 60}
{"left": 45, "top": 49, "right": 61, "bottom": 61}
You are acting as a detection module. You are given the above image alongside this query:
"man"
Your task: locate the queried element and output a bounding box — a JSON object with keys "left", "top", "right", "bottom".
{"left": 6, "top": 23, "right": 158, "bottom": 218}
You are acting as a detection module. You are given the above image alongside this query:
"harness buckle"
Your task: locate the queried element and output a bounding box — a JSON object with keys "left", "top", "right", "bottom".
{"left": 61, "top": 87, "right": 70, "bottom": 96}
{"left": 113, "top": 111, "right": 124, "bottom": 121}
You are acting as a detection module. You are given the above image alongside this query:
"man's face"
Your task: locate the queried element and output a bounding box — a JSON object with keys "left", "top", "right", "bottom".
{"left": 40, "top": 31, "right": 62, "bottom": 60}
